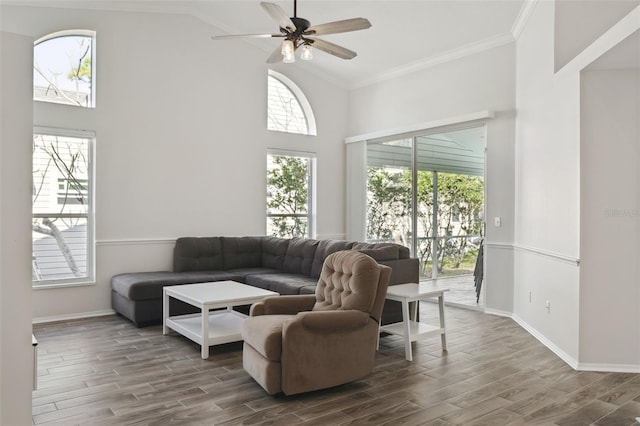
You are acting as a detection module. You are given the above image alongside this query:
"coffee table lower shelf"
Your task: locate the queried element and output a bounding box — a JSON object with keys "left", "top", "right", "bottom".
{"left": 165, "top": 310, "right": 247, "bottom": 348}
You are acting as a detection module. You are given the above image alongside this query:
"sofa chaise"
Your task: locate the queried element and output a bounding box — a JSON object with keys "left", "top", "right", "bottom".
{"left": 111, "top": 236, "right": 419, "bottom": 327}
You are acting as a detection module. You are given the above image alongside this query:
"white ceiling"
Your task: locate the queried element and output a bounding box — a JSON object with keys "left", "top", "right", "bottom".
{"left": 198, "top": 0, "right": 527, "bottom": 87}
{"left": 7, "top": 0, "right": 528, "bottom": 88}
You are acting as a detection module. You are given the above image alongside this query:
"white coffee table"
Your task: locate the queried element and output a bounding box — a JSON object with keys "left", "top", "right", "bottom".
{"left": 162, "top": 281, "right": 278, "bottom": 359}
{"left": 380, "top": 282, "right": 449, "bottom": 361}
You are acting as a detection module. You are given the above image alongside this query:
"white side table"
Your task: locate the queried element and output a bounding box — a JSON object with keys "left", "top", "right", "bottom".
{"left": 380, "top": 282, "right": 449, "bottom": 361}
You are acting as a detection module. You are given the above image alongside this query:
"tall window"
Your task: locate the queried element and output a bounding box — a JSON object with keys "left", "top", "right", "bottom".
{"left": 32, "top": 129, "right": 94, "bottom": 285}
{"left": 34, "top": 30, "right": 96, "bottom": 107}
{"left": 267, "top": 70, "right": 316, "bottom": 135}
{"left": 266, "top": 151, "right": 316, "bottom": 238}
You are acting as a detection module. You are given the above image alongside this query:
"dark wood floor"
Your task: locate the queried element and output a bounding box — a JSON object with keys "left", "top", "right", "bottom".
{"left": 32, "top": 305, "right": 640, "bottom": 425}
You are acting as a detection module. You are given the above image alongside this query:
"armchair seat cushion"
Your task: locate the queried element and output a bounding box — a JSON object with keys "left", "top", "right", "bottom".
{"left": 243, "top": 314, "right": 295, "bottom": 361}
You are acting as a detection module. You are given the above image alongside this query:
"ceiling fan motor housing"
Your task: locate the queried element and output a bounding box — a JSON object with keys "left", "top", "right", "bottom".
{"left": 213, "top": 2, "right": 370, "bottom": 62}
{"left": 288, "top": 17, "right": 310, "bottom": 32}
{"left": 284, "top": 17, "right": 311, "bottom": 47}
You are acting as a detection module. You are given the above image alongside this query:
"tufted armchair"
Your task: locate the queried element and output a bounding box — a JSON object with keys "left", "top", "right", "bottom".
{"left": 241, "top": 250, "right": 391, "bottom": 395}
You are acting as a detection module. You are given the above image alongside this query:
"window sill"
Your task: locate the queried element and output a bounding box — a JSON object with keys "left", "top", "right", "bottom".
{"left": 33, "top": 280, "right": 96, "bottom": 290}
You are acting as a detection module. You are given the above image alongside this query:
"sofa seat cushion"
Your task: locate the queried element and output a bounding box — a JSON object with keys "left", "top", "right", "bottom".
{"left": 242, "top": 314, "right": 295, "bottom": 361}
{"left": 226, "top": 268, "right": 280, "bottom": 281}
{"left": 299, "top": 285, "right": 316, "bottom": 295}
{"left": 111, "top": 271, "right": 238, "bottom": 300}
{"left": 245, "top": 273, "right": 318, "bottom": 295}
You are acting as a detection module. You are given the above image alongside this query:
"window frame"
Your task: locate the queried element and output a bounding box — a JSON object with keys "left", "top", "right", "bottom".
{"left": 267, "top": 70, "right": 317, "bottom": 136}
{"left": 33, "top": 29, "right": 97, "bottom": 108}
{"left": 266, "top": 149, "right": 317, "bottom": 239}
{"left": 32, "top": 126, "right": 96, "bottom": 288}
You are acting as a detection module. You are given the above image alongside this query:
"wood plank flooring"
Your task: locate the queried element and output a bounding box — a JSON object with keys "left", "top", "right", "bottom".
{"left": 32, "top": 305, "right": 640, "bottom": 425}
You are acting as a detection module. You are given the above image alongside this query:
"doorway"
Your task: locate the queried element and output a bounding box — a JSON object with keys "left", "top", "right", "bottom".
{"left": 365, "top": 124, "right": 486, "bottom": 309}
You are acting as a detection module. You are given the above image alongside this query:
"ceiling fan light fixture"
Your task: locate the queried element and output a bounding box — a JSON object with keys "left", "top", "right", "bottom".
{"left": 283, "top": 51, "right": 296, "bottom": 63}
{"left": 300, "top": 44, "right": 313, "bottom": 61}
{"left": 281, "top": 39, "right": 295, "bottom": 56}
{"left": 213, "top": 1, "right": 371, "bottom": 64}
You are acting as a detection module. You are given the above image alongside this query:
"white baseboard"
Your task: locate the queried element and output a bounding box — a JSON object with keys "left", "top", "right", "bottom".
{"left": 33, "top": 309, "right": 115, "bottom": 324}
{"left": 483, "top": 307, "right": 513, "bottom": 318}
{"left": 512, "top": 313, "right": 580, "bottom": 369}
{"left": 577, "top": 363, "right": 640, "bottom": 373}
{"left": 512, "top": 314, "right": 640, "bottom": 373}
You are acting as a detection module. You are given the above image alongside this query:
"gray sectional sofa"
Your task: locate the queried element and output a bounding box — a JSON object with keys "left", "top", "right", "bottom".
{"left": 111, "top": 236, "right": 418, "bottom": 327}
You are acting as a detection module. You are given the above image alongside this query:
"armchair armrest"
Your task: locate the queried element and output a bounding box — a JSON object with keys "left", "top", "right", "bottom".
{"left": 291, "top": 310, "right": 371, "bottom": 333}
{"left": 250, "top": 294, "right": 316, "bottom": 317}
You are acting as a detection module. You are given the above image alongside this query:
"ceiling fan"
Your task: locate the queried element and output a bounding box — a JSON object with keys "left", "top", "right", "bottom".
{"left": 211, "top": 0, "right": 372, "bottom": 63}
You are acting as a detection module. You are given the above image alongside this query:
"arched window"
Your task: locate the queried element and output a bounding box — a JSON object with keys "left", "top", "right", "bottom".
{"left": 34, "top": 30, "right": 96, "bottom": 108}
{"left": 267, "top": 70, "right": 316, "bottom": 136}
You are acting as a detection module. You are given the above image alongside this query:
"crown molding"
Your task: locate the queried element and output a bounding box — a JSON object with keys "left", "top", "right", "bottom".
{"left": 511, "top": 0, "right": 539, "bottom": 41}
{"left": 350, "top": 32, "right": 515, "bottom": 90}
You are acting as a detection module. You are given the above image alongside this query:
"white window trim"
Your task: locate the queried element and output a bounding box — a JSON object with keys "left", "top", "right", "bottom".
{"left": 34, "top": 29, "right": 97, "bottom": 108}
{"left": 266, "top": 149, "right": 317, "bottom": 239}
{"left": 268, "top": 70, "right": 317, "bottom": 136}
{"left": 32, "top": 126, "right": 96, "bottom": 288}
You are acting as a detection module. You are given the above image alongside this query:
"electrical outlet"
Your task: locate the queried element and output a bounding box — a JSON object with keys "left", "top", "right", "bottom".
{"left": 494, "top": 217, "right": 502, "bottom": 227}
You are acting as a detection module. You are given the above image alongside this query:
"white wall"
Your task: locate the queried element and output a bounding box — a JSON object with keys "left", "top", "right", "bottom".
{"left": 514, "top": 0, "right": 581, "bottom": 364}
{"left": 0, "top": 6, "right": 349, "bottom": 321}
{"left": 554, "top": 0, "right": 639, "bottom": 71}
{"left": 515, "top": 0, "right": 640, "bottom": 371}
{"left": 0, "top": 30, "right": 34, "bottom": 426}
{"left": 348, "top": 44, "right": 516, "bottom": 314}
{"left": 580, "top": 68, "right": 640, "bottom": 368}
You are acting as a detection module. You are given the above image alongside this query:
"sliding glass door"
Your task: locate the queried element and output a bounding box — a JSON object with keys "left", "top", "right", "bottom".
{"left": 366, "top": 139, "right": 413, "bottom": 248}
{"left": 366, "top": 125, "right": 485, "bottom": 281}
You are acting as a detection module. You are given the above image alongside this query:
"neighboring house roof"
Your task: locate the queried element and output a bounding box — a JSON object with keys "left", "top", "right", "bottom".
{"left": 32, "top": 222, "right": 87, "bottom": 281}
{"left": 33, "top": 85, "right": 89, "bottom": 107}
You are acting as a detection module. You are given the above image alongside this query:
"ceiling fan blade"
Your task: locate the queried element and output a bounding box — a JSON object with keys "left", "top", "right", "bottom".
{"left": 261, "top": 2, "right": 296, "bottom": 31}
{"left": 309, "top": 38, "right": 357, "bottom": 60}
{"left": 212, "top": 33, "right": 285, "bottom": 40}
{"left": 306, "top": 18, "right": 371, "bottom": 36}
{"left": 266, "top": 46, "right": 283, "bottom": 63}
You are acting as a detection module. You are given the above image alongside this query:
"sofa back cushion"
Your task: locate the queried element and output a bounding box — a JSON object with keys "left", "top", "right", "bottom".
{"left": 261, "top": 237, "right": 289, "bottom": 270}
{"left": 221, "top": 237, "right": 263, "bottom": 270}
{"left": 397, "top": 245, "right": 410, "bottom": 259}
{"left": 310, "top": 239, "right": 354, "bottom": 278}
{"left": 282, "top": 237, "right": 319, "bottom": 276}
{"left": 173, "top": 237, "right": 223, "bottom": 272}
{"left": 352, "top": 242, "right": 402, "bottom": 261}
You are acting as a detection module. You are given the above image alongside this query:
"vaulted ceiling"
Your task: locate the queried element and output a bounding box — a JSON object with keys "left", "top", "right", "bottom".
{"left": 8, "top": 0, "right": 529, "bottom": 88}
{"left": 198, "top": 0, "right": 527, "bottom": 88}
